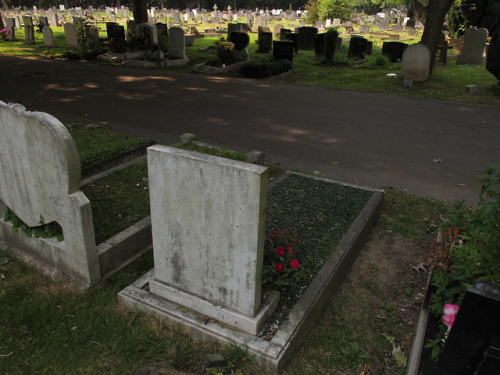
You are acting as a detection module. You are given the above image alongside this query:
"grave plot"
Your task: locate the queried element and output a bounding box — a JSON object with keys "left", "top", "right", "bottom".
{"left": 0, "top": 102, "right": 153, "bottom": 286}
{"left": 119, "top": 144, "right": 384, "bottom": 374}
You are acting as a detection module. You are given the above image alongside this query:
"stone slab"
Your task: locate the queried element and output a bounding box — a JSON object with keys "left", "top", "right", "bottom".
{"left": 147, "top": 145, "right": 269, "bottom": 319}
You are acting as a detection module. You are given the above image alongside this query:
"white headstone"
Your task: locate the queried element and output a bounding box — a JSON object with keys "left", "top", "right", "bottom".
{"left": 401, "top": 43, "right": 431, "bottom": 82}
{"left": 0, "top": 101, "right": 99, "bottom": 285}
{"left": 42, "top": 26, "right": 55, "bottom": 46}
{"left": 147, "top": 145, "right": 277, "bottom": 334}
{"left": 168, "top": 26, "right": 185, "bottom": 59}
{"left": 64, "top": 22, "right": 78, "bottom": 49}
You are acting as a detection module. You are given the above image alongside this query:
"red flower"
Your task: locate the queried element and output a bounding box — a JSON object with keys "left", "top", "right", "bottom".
{"left": 275, "top": 262, "right": 284, "bottom": 272}
{"left": 271, "top": 230, "right": 279, "bottom": 235}
{"left": 276, "top": 246, "right": 285, "bottom": 256}
{"left": 287, "top": 247, "right": 295, "bottom": 254}
{"left": 290, "top": 260, "right": 300, "bottom": 269}
{"left": 266, "top": 238, "right": 272, "bottom": 243}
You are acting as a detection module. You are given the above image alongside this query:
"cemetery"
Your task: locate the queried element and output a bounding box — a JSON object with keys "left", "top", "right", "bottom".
{"left": 1, "top": 2, "right": 500, "bottom": 375}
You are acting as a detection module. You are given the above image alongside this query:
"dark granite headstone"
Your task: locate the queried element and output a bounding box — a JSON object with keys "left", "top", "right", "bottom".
{"left": 314, "top": 33, "right": 325, "bottom": 57}
{"left": 156, "top": 22, "right": 168, "bottom": 39}
{"left": 257, "top": 31, "right": 272, "bottom": 53}
{"left": 106, "top": 22, "right": 125, "bottom": 40}
{"left": 438, "top": 282, "right": 500, "bottom": 374}
{"left": 406, "top": 19, "right": 416, "bottom": 29}
{"left": 227, "top": 23, "right": 238, "bottom": 38}
{"left": 348, "top": 36, "right": 367, "bottom": 59}
{"left": 382, "top": 41, "right": 408, "bottom": 62}
{"left": 297, "top": 26, "right": 317, "bottom": 51}
{"left": 279, "top": 28, "right": 291, "bottom": 41}
{"left": 0, "top": 13, "right": 4, "bottom": 30}
{"left": 229, "top": 31, "right": 250, "bottom": 50}
{"left": 273, "top": 40, "right": 294, "bottom": 62}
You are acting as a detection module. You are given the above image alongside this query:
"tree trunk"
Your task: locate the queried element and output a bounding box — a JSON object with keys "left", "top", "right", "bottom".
{"left": 420, "top": 0, "right": 454, "bottom": 74}
{"left": 133, "top": 0, "right": 148, "bottom": 24}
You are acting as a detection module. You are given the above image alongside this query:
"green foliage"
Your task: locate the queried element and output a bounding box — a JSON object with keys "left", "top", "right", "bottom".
{"left": 76, "top": 18, "right": 106, "bottom": 60}
{"left": 239, "top": 59, "right": 292, "bottom": 78}
{"left": 427, "top": 165, "right": 500, "bottom": 358}
{"left": 305, "top": 0, "right": 320, "bottom": 24}
{"left": 318, "top": 0, "right": 352, "bottom": 21}
{"left": 354, "top": 0, "right": 382, "bottom": 14}
{"left": 3, "top": 208, "right": 64, "bottom": 241}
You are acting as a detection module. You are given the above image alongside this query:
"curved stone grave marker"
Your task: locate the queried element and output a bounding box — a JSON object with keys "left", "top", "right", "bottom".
{"left": 0, "top": 101, "right": 99, "bottom": 285}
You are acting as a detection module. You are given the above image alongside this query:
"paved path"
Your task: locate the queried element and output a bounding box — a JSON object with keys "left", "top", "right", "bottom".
{"left": 2, "top": 55, "right": 500, "bottom": 205}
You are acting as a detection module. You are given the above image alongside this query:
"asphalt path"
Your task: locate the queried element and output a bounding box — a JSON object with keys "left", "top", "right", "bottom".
{"left": 2, "top": 54, "right": 500, "bottom": 205}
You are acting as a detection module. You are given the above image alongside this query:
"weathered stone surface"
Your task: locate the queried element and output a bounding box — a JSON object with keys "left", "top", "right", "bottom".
{"left": 401, "top": 43, "right": 431, "bottom": 82}
{"left": 457, "top": 27, "right": 488, "bottom": 66}
{"left": 147, "top": 145, "right": 276, "bottom": 333}
{"left": 0, "top": 101, "right": 99, "bottom": 285}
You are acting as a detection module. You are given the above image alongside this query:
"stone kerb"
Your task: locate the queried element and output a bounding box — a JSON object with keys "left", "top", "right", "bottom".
{"left": 0, "top": 101, "right": 100, "bottom": 285}
{"left": 147, "top": 145, "right": 279, "bottom": 334}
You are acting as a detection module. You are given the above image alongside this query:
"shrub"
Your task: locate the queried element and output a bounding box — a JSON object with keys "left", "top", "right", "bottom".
{"left": 239, "top": 59, "right": 292, "bottom": 78}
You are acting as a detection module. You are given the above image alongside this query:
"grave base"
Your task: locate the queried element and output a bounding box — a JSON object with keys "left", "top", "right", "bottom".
{"left": 149, "top": 278, "right": 280, "bottom": 335}
{"left": 119, "top": 173, "right": 384, "bottom": 374}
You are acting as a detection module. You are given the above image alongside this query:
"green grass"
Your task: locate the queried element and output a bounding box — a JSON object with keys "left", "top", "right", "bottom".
{"left": 70, "top": 125, "right": 146, "bottom": 168}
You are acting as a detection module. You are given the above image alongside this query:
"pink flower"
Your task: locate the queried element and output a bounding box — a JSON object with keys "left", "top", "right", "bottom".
{"left": 443, "top": 304, "right": 459, "bottom": 329}
{"left": 443, "top": 314, "right": 456, "bottom": 329}
{"left": 444, "top": 304, "right": 459, "bottom": 315}
{"left": 290, "top": 260, "right": 300, "bottom": 269}
{"left": 275, "top": 262, "right": 283, "bottom": 272}
{"left": 276, "top": 246, "right": 285, "bottom": 256}
{"left": 271, "top": 230, "right": 279, "bottom": 235}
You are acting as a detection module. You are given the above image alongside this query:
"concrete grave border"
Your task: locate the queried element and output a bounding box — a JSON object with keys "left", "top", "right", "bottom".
{"left": 118, "top": 171, "right": 384, "bottom": 374}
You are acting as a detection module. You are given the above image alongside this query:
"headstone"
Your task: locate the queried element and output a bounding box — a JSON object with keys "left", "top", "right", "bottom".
{"left": 391, "top": 24, "right": 403, "bottom": 33}
{"left": 257, "top": 31, "right": 272, "bottom": 53}
{"left": 274, "top": 23, "right": 283, "bottom": 37}
{"left": 4, "top": 18, "right": 15, "bottom": 40}
{"left": 23, "top": 15, "right": 35, "bottom": 44}
{"left": 39, "top": 15, "right": 49, "bottom": 31}
{"left": 426, "top": 282, "right": 500, "bottom": 374}
{"left": 273, "top": 40, "right": 294, "bottom": 62}
{"left": 72, "top": 16, "right": 82, "bottom": 28}
{"left": 227, "top": 23, "right": 238, "bottom": 38}
{"left": 0, "top": 14, "right": 4, "bottom": 30}
{"left": 228, "top": 31, "right": 249, "bottom": 50}
{"left": 42, "top": 26, "right": 55, "bottom": 46}
{"left": 64, "top": 22, "right": 78, "bottom": 49}
{"left": 348, "top": 36, "right": 367, "bottom": 59}
{"left": 333, "top": 18, "right": 341, "bottom": 26}
{"left": 147, "top": 146, "right": 277, "bottom": 335}
{"left": 401, "top": 43, "right": 431, "bottom": 81}
{"left": 389, "top": 34, "right": 400, "bottom": 41}
{"left": 136, "top": 23, "right": 158, "bottom": 50}
{"left": 407, "top": 28, "right": 417, "bottom": 37}
{"left": 173, "top": 11, "right": 180, "bottom": 24}
{"left": 379, "top": 20, "right": 389, "bottom": 31}
{"left": 359, "top": 25, "right": 370, "bottom": 34}
{"left": 0, "top": 102, "right": 99, "bottom": 285}
{"left": 168, "top": 26, "right": 186, "bottom": 59}
{"left": 456, "top": 27, "right": 488, "bottom": 66}
{"left": 406, "top": 19, "right": 416, "bottom": 29}
{"left": 298, "top": 26, "right": 317, "bottom": 51}
{"left": 315, "top": 33, "right": 325, "bottom": 57}
{"left": 382, "top": 41, "right": 408, "bottom": 62}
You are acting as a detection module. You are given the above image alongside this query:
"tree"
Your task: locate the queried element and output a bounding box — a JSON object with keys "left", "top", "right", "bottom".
{"left": 133, "top": 0, "right": 147, "bottom": 24}
{"left": 420, "top": 0, "right": 454, "bottom": 73}
{"left": 318, "top": 0, "right": 352, "bottom": 21}
{"left": 305, "top": 0, "right": 320, "bottom": 23}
